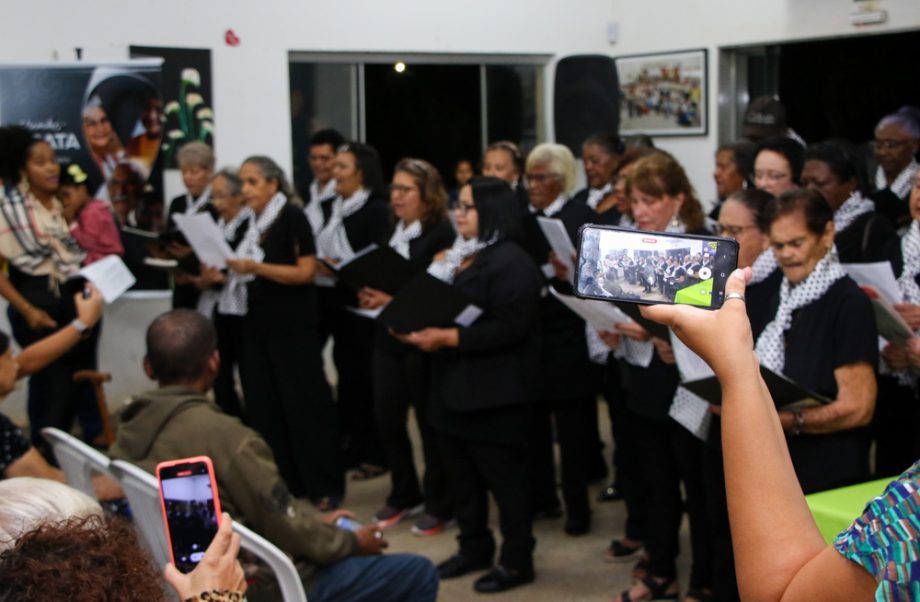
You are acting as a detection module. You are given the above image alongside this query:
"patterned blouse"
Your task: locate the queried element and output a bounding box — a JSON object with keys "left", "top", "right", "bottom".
{"left": 0, "top": 412, "right": 30, "bottom": 476}
{"left": 834, "top": 460, "right": 920, "bottom": 601}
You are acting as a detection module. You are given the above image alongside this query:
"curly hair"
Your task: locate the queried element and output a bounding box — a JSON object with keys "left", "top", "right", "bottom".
{"left": 0, "top": 515, "right": 164, "bottom": 601}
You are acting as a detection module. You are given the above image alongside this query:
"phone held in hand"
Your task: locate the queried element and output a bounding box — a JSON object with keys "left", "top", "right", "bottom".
{"left": 575, "top": 225, "right": 739, "bottom": 309}
{"left": 156, "top": 456, "right": 222, "bottom": 574}
{"left": 334, "top": 516, "right": 362, "bottom": 532}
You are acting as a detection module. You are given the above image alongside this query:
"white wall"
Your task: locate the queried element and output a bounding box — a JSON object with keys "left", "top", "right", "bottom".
{"left": 3, "top": 0, "right": 919, "bottom": 203}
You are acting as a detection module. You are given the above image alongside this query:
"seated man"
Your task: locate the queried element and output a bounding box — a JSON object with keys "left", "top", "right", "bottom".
{"left": 109, "top": 309, "right": 438, "bottom": 602}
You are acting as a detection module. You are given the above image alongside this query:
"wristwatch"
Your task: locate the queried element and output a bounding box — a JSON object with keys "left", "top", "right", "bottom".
{"left": 71, "top": 318, "right": 89, "bottom": 335}
{"left": 790, "top": 410, "right": 805, "bottom": 436}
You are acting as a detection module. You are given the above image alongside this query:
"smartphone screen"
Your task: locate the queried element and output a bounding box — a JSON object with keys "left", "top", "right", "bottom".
{"left": 575, "top": 225, "right": 738, "bottom": 309}
{"left": 157, "top": 457, "right": 221, "bottom": 573}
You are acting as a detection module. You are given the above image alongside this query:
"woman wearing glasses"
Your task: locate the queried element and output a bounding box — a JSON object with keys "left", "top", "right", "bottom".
{"left": 871, "top": 106, "right": 920, "bottom": 228}
{"left": 520, "top": 143, "right": 598, "bottom": 535}
{"left": 314, "top": 142, "right": 391, "bottom": 488}
{"left": 357, "top": 158, "right": 455, "bottom": 536}
{"left": 707, "top": 187, "right": 780, "bottom": 600}
{"left": 753, "top": 136, "right": 804, "bottom": 198}
{"left": 398, "top": 176, "right": 542, "bottom": 593}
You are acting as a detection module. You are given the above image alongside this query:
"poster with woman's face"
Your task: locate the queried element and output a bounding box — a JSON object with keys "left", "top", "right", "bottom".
{"left": 0, "top": 60, "right": 164, "bottom": 230}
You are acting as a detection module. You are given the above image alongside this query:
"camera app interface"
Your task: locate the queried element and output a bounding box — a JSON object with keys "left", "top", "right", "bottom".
{"left": 578, "top": 228, "right": 732, "bottom": 308}
{"left": 161, "top": 467, "right": 218, "bottom": 573}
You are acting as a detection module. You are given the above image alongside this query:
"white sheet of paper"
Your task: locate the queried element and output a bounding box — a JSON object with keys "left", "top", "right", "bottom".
{"left": 548, "top": 286, "right": 631, "bottom": 331}
{"left": 346, "top": 306, "right": 382, "bottom": 320}
{"left": 454, "top": 304, "right": 483, "bottom": 327}
{"left": 78, "top": 255, "right": 136, "bottom": 303}
{"left": 537, "top": 217, "right": 576, "bottom": 284}
{"left": 172, "top": 213, "right": 235, "bottom": 269}
{"left": 842, "top": 262, "right": 902, "bottom": 304}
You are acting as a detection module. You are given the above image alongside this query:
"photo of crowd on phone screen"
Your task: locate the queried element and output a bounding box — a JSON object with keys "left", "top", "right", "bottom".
{"left": 578, "top": 227, "right": 728, "bottom": 307}
{"left": 161, "top": 474, "right": 219, "bottom": 571}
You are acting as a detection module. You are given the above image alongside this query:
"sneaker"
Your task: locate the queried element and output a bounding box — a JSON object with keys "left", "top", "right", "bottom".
{"left": 373, "top": 503, "right": 423, "bottom": 528}
{"left": 411, "top": 514, "right": 453, "bottom": 536}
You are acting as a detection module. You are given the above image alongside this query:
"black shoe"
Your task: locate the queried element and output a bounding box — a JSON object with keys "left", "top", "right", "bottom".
{"left": 437, "top": 554, "right": 493, "bottom": 579}
{"left": 473, "top": 565, "right": 535, "bottom": 593}
{"left": 597, "top": 484, "right": 624, "bottom": 502}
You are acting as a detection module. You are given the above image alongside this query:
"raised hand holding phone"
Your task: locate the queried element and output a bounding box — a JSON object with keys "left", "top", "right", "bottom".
{"left": 163, "top": 512, "right": 246, "bottom": 599}
{"left": 157, "top": 456, "right": 222, "bottom": 574}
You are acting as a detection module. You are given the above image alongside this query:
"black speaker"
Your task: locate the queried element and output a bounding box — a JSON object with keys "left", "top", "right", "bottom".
{"left": 554, "top": 55, "right": 620, "bottom": 157}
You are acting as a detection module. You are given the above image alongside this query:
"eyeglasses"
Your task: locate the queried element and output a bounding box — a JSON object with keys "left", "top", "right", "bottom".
{"left": 717, "top": 224, "right": 757, "bottom": 238}
{"left": 870, "top": 139, "right": 917, "bottom": 151}
{"left": 389, "top": 183, "right": 418, "bottom": 195}
{"left": 524, "top": 173, "right": 560, "bottom": 185}
{"left": 754, "top": 170, "right": 791, "bottom": 182}
{"left": 456, "top": 202, "right": 477, "bottom": 215}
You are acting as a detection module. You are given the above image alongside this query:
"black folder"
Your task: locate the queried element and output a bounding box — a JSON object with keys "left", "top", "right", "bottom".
{"left": 378, "top": 272, "right": 481, "bottom": 334}
{"left": 682, "top": 365, "right": 831, "bottom": 410}
{"left": 613, "top": 301, "right": 671, "bottom": 340}
{"left": 326, "top": 244, "right": 418, "bottom": 295}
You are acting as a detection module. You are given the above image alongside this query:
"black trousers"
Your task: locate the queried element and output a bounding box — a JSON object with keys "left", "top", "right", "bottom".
{"left": 438, "top": 431, "right": 535, "bottom": 570}
{"left": 872, "top": 375, "right": 920, "bottom": 478}
{"left": 703, "top": 418, "right": 740, "bottom": 601}
{"left": 632, "top": 412, "right": 712, "bottom": 589}
{"left": 373, "top": 347, "right": 451, "bottom": 518}
{"left": 318, "top": 295, "right": 386, "bottom": 468}
{"left": 529, "top": 396, "right": 594, "bottom": 520}
{"left": 603, "top": 362, "right": 645, "bottom": 541}
{"left": 213, "top": 312, "right": 245, "bottom": 421}
{"left": 239, "top": 321, "right": 344, "bottom": 499}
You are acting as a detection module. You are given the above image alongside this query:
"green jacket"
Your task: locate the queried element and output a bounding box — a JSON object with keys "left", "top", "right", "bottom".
{"left": 108, "top": 386, "right": 357, "bottom": 587}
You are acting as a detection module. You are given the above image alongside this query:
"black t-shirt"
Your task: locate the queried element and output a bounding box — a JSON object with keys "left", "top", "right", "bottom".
{"left": 246, "top": 203, "right": 318, "bottom": 329}
{"left": 763, "top": 276, "right": 878, "bottom": 493}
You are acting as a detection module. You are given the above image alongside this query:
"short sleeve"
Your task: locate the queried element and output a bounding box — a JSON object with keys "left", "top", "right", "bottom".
{"left": 833, "top": 461, "right": 920, "bottom": 601}
{"left": 286, "top": 204, "right": 315, "bottom": 257}
{"left": 832, "top": 286, "right": 879, "bottom": 370}
{"left": 0, "top": 412, "right": 32, "bottom": 475}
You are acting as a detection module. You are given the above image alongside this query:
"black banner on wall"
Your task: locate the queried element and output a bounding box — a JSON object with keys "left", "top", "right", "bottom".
{"left": 0, "top": 60, "right": 164, "bottom": 219}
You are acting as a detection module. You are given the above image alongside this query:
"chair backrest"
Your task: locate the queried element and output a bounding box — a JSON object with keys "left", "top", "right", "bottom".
{"left": 108, "top": 459, "right": 172, "bottom": 567}
{"left": 41, "top": 427, "right": 112, "bottom": 498}
{"left": 109, "top": 459, "right": 307, "bottom": 601}
{"left": 233, "top": 521, "right": 308, "bottom": 602}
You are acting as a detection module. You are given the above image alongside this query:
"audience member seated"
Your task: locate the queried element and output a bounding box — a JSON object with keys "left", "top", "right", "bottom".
{"left": 642, "top": 268, "right": 917, "bottom": 601}
{"left": 0, "top": 477, "right": 247, "bottom": 601}
{"left": 758, "top": 189, "right": 878, "bottom": 493}
{"left": 108, "top": 309, "right": 439, "bottom": 602}
{"left": 871, "top": 106, "right": 920, "bottom": 229}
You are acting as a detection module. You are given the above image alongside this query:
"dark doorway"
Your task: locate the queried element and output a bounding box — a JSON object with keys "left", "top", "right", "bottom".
{"left": 365, "top": 64, "right": 482, "bottom": 187}
{"left": 760, "top": 30, "right": 920, "bottom": 144}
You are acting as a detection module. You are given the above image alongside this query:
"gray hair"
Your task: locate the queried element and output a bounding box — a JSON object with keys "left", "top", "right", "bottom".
{"left": 0, "top": 477, "right": 102, "bottom": 552}
{"left": 526, "top": 143, "right": 578, "bottom": 194}
{"left": 176, "top": 141, "right": 215, "bottom": 171}
{"left": 241, "top": 155, "right": 304, "bottom": 207}
{"left": 211, "top": 166, "right": 242, "bottom": 196}
{"left": 876, "top": 106, "right": 920, "bottom": 139}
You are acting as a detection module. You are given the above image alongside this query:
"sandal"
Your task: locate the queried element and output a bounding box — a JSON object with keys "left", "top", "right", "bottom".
{"left": 350, "top": 463, "right": 388, "bottom": 481}
{"left": 632, "top": 556, "right": 650, "bottom": 579}
{"left": 614, "top": 575, "right": 679, "bottom": 602}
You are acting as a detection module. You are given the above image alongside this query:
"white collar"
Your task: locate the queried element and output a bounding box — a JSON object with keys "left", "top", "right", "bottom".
{"left": 310, "top": 178, "right": 337, "bottom": 202}
{"left": 875, "top": 159, "right": 919, "bottom": 199}
{"left": 530, "top": 194, "right": 568, "bottom": 217}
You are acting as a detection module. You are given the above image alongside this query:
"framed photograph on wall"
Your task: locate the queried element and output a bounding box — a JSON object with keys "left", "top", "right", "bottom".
{"left": 615, "top": 49, "right": 707, "bottom": 136}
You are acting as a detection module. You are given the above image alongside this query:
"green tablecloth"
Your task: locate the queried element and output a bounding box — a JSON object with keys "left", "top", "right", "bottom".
{"left": 805, "top": 477, "right": 892, "bottom": 544}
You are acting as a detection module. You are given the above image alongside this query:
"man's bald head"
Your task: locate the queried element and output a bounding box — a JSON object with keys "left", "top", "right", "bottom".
{"left": 144, "top": 309, "right": 217, "bottom": 385}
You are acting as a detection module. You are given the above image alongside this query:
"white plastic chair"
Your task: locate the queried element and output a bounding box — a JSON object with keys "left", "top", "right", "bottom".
{"left": 40, "top": 427, "right": 112, "bottom": 498}
{"left": 109, "top": 459, "right": 307, "bottom": 601}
